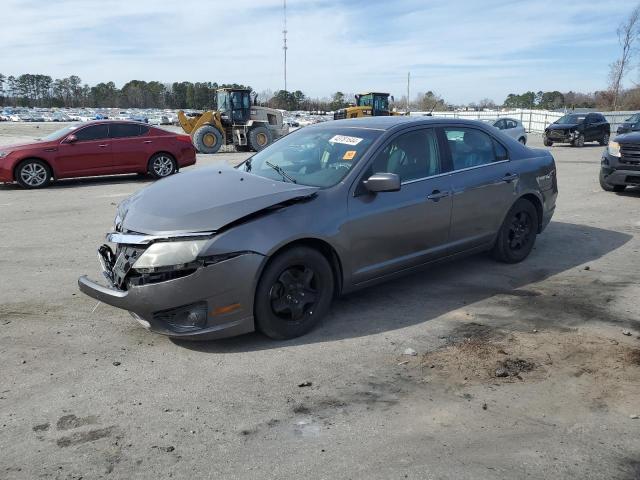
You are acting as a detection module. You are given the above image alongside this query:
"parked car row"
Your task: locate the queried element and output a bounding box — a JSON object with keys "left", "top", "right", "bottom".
{"left": 0, "top": 107, "right": 183, "bottom": 124}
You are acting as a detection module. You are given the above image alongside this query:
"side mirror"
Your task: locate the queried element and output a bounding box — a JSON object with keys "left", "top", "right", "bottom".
{"left": 64, "top": 134, "right": 78, "bottom": 144}
{"left": 363, "top": 172, "right": 401, "bottom": 193}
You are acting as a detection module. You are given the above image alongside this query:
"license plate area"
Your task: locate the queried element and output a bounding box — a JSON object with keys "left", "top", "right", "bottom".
{"left": 98, "top": 244, "right": 146, "bottom": 289}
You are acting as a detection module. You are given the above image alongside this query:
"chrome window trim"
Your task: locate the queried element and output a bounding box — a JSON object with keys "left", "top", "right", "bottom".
{"left": 400, "top": 159, "right": 510, "bottom": 185}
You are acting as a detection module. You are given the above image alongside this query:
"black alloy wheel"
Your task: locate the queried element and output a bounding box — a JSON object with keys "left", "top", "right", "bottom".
{"left": 491, "top": 199, "right": 539, "bottom": 263}
{"left": 255, "top": 246, "right": 334, "bottom": 339}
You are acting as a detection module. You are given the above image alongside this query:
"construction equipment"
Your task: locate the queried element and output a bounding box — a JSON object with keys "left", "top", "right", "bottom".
{"left": 178, "top": 88, "right": 288, "bottom": 154}
{"left": 333, "top": 92, "right": 404, "bottom": 120}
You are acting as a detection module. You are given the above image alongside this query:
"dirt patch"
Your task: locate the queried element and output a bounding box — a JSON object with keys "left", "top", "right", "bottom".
{"left": 56, "top": 426, "right": 116, "bottom": 448}
{"left": 56, "top": 414, "right": 98, "bottom": 431}
{"left": 625, "top": 348, "right": 640, "bottom": 366}
{"left": 494, "top": 358, "right": 536, "bottom": 377}
{"left": 421, "top": 327, "right": 640, "bottom": 399}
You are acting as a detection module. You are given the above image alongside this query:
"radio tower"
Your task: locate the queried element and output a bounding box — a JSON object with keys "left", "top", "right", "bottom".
{"left": 283, "top": 0, "right": 288, "bottom": 93}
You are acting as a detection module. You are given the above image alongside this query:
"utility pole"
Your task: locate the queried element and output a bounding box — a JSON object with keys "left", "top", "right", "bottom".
{"left": 406, "top": 72, "right": 410, "bottom": 112}
{"left": 283, "top": 0, "right": 288, "bottom": 93}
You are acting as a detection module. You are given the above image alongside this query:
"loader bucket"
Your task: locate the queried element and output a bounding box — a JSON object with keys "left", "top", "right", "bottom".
{"left": 177, "top": 110, "right": 201, "bottom": 135}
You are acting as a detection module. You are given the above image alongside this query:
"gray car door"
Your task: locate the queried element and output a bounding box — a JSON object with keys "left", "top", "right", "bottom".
{"left": 443, "top": 126, "right": 517, "bottom": 252}
{"left": 346, "top": 127, "right": 452, "bottom": 285}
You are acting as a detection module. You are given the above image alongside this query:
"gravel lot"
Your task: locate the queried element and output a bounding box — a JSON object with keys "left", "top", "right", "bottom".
{"left": 1, "top": 122, "right": 639, "bottom": 479}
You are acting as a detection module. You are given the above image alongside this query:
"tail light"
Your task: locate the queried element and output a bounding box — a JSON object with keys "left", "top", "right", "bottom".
{"left": 176, "top": 135, "right": 192, "bottom": 144}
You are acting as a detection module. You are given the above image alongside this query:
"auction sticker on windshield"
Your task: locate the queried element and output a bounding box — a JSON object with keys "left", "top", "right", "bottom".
{"left": 343, "top": 150, "right": 357, "bottom": 160}
{"left": 329, "top": 135, "right": 363, "bottom": 146}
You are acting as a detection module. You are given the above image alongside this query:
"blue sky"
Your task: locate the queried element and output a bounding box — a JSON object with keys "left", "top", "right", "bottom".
{"left": 1, "top": 0, "right": 638, "bottom": 104}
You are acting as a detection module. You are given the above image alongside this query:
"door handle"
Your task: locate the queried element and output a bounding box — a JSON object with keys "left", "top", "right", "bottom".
{"left": 501, "top": 173, "right": 519, "bottom": 182}
{"left": 143, "top": 140, "right": 152, "bottom": 144}
{"left": 98, "top": 144, "right": 109, "bottom": 148}
{"left": 427, "top": 190, "right": 449, "bottom": 201}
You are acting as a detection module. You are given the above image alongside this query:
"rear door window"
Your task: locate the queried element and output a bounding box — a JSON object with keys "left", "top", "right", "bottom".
{"left": 444, "top": 127, "right": 508, "bottom": 170}
{"left": 110, "top": 123, "right": 142, "bottom": 138}
{"left": 74, "top": 124, "right": 109, "bottom": 142}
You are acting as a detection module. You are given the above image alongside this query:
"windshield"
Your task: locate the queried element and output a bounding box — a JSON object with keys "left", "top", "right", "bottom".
{"left": 217, "top": 91, "right": 229, "bottom": 112}
{"left": 357, "top": 94, "right": 373, "bottom": 107}
{"left": 625, "top": 113, "right": 640, "bottom": 122}
{"left": 241, "top": 127, "right": 382, "bottom": 187}
{"left": 41, "top": 124, "right": 80, "bottom": 141}
{"left": 556, "top": 114, "right": 585, "bottom": 125}
{"left": 373, "top": 95, "right": 389, "bottom": 113}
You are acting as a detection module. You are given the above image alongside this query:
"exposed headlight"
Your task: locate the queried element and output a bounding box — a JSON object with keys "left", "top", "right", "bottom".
{"left": 0, "top": 151, "right": 9, "bottom": 158}
{"left": 133, "top": 240, "right": 208, "bottom": 269}
{"left": 608, "top": 141, "right": 621, "bottom": 157}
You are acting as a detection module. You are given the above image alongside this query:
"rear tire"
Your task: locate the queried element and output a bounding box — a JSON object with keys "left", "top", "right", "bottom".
{"left": 491, "top": 199, "right": 539, "bottom": 264}
{"left": 599, "top": 133, "right": 610, "bottom": 146}
{"left": 148, "top": 153, "right": 176, "bottom": 179}
{"left": 518, "top": 137, "right": 527, "bottom": 145}
{"left": 543, "top": 137, "right": 553, "bottom": 147}
{"left": 599, "top": 171, "right": 625, "bottom": 192}
{"left": 248, "top": 126, "right": 273, "bottom": 152}
{"left": 193, "top": 125, "right": 223, "bottom": 154}
{"left": 255, "top": 247, "right": 334, "bottom": 340}
{"left": 15, "top": 159, "right": 52, "bottom": 189}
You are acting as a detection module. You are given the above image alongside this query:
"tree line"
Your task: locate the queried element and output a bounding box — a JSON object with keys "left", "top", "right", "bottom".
{"left": 0, "top": 73, "right": 256, "bottom": 110}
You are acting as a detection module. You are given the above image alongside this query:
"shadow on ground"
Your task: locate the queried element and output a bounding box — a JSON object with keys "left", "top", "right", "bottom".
{"left": 0, "top": 173, "right": 150, "bottom": 190}
{"left": 174, "top": 221, "right": 632, "bottom": 353}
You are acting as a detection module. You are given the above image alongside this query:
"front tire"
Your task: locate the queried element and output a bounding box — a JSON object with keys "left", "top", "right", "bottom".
{"left": 255, "top": 247, "right": 334, "bottom": 340}
{"left": 543, "top": 136, "right": 553, "bottom": 147}
{"left": 572, "top": 134, "right": 585, "bottom": 148}
{"left": 491, "top": 199, "right": 539, "bottom": 264}
{"left": 15, "top": 159, "right": 52, "bottom": 189}
{"left": 599, "top": 133, "right": 610, "bottom": 146}
{"left": 248, "top": 126, "right": 273, "bottom": 152}
{"left": 518, "top": 137, "right": 527, "bottom": 145}
{"left": 148, "top": 153, "right": 176, "bottom": 179}
{"left": 193, "top": 125, "right": 223, "bottom": 154}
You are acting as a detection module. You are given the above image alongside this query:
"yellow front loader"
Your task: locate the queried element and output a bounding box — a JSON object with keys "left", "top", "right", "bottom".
{"left": 333, "top": 92, "right": 405, "bottom": 120}
{"left": 178, "top": 88, "right": 288, "bottom": 154}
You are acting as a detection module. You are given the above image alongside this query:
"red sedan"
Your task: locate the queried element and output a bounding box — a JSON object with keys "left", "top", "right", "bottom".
{"left": 0, "top": 120, "right": 196, "bottom": 188}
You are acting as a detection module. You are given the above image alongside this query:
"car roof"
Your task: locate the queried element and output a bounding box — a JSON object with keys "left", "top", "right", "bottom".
{"left": 80, "top": 119, "right": 149, "bottom": 126}
{"left": 310, "top": 116, "right": 496, "bottom": 131}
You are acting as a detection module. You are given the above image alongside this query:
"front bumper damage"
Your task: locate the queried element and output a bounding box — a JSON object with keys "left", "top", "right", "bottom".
{"left": 78, "top": 234, "right": 265, "bottom": 339}
{"left": 545, "top": 130, "right": 578, "bottom": 143}
{"left": 601, "top": 152, "right": 640, "bottom": 187}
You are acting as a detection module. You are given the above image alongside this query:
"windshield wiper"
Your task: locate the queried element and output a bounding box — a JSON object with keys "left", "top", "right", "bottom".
{"left": 265, "top": 161, "right": 297, "bottom": 183}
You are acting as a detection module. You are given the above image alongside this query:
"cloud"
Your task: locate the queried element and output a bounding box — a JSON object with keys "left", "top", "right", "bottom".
{"left": 0, "top": 0, "right": 637, "bottom": 103}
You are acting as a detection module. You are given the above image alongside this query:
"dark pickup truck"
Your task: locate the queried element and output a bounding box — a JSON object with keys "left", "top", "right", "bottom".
{"left": 600, "top": 131, "right": 640, "bottom": 192}
{"left": 544, "top": 112, "right": 610, "bottom": 147}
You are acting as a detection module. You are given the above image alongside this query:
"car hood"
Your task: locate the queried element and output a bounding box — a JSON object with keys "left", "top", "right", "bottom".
{"left": 0, "top": 140, "right": 56, "bottom": 152}
{"left": 547, "top": 123, "right": 580, "bottom": 131}
{"left": 121, "top": 166, "right": 319, "bottom": 236}
{"left": 614, "top": 131, "right": 640, "bottom": 143}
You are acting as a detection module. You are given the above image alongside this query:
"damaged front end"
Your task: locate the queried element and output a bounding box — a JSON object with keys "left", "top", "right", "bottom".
{"left": 80, "top": 229, "right": 265, "bottom": 339}
{"left": 97, "top": 232, "right": 215, "bottom": 290}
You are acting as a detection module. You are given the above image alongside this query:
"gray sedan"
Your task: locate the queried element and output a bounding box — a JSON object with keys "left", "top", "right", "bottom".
{"left": 483, "top": 118, "right": 528, "bottom": 144}
{"left": 79, "top": 117, "right": 557, "bottom": 340}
